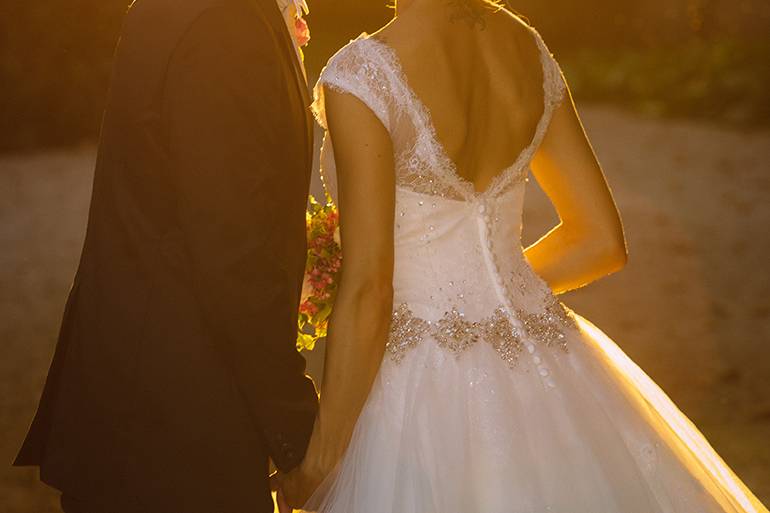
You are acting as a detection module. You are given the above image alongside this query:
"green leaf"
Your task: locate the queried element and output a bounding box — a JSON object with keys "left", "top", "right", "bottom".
{"left": 297, "top": 332, "right": 316, "bottom": 352}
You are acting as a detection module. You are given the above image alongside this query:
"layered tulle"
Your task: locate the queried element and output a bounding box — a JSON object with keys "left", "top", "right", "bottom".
{"left": 302, "top": 310, "right": 766, "bottom": 513}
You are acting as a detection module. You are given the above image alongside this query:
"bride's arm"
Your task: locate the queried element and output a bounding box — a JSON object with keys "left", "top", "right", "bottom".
{"left": 280, "top": 87, "right": 396, "bottom": 507}
{"left": 526, "top": 83, "right": 628, "bottom": 294}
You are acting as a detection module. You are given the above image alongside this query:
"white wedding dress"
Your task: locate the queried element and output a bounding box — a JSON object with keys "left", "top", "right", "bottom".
{"left": 304, "top": 27, "right": 768, "bottom": 513}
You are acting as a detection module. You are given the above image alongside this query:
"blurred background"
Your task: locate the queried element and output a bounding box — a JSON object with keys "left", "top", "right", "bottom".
{"left": 1, "top": 0, "right": 769, "bottom": 511}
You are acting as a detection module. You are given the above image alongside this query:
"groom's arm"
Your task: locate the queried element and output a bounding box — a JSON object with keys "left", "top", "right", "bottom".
{"left": 164, "top": 4, "right": 317, "bottom": 472}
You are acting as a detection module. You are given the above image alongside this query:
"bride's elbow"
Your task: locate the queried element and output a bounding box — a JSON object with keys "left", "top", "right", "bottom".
{"left": 604, "top": 246, "right": 628, "bottom": 275}
{"left": 565, "top": 222, "right": 628, "bottom": 276}
{"left": 595, "top": 233, "right": 628, "bottom": 275}
{"left": 567, "top": 216, "right": 628, "bottom": 275}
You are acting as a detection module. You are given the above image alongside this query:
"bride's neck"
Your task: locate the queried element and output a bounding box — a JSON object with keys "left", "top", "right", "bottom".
{"left": 396, "top": 0, "right": 497, "bottom": 26}
{"left": 395, "top": 0, "right": 431, "bottom": 16}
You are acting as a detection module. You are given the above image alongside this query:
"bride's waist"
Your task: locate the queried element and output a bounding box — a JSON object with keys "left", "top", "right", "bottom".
{"left": 385, "top": 292, "right": 575, "bottom": 364}
{"left": 392, "top": 281, "right": 553, "bottom": 320}
{"left": 393, "top": 262, "right": 557, "bottom": 318}
{"left": 391, "top": 290, "right": 500, "bottom": 320}
{"left": 392, "top": 271, "right": 498, "bottom": 304}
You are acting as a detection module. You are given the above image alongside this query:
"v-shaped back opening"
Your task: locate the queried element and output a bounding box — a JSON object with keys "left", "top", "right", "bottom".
{"left": 365, "top": 25, "right": 551, "bottom": 199}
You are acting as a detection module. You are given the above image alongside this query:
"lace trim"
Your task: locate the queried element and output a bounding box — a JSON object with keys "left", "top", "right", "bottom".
{"left": 312, "top": 37, "right": 394, "bottom": 132}
{"left": 386, "top": 299, "right": 573, "bottom": 368}
{"left": 366, "top": 38, "right": 475, "bottom": 200}
{"left": 362, "top": 28, "right": 566, "bottom": 202}
{"left": 312, "top": 28, "right": 567, "bottom": 203}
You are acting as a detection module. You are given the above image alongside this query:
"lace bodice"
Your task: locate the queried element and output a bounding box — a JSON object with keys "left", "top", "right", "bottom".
{"left": 312, "top": 26, "right": 573, "bottom": 372}
{"left": 312, "top": 27, "right": 566, "bottom": 202}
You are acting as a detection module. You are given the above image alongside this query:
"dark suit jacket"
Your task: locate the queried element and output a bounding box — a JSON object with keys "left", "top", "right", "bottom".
{"left": 14, "top": 0, "right": 318, "bottom": 511}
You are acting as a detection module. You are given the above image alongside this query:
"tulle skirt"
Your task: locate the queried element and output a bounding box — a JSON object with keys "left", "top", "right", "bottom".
{"left": 301, "top": 309, "right": 767, "bottom": 513}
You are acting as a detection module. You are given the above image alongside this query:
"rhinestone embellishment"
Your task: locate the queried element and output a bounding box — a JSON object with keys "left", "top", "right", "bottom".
{"left": 434, "top": 308, "right": 482, "bottom": 353}
{"left": 386, "top": 304, "right": 430, "bottom": 363}
{"left": 385, "top": 301, "right": 572, "bottom": 367}
{"left": 521, "top": 299, "right": 572, "bottom": 353}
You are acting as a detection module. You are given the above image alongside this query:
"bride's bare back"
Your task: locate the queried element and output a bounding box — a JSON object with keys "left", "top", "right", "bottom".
{"left": 375, "top": 5, "right": 546, "bottom": 192}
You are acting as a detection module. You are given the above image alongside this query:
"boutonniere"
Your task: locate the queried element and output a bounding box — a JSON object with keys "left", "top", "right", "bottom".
{"left": 278, "top": 0, "right": 311, "bottom": 48}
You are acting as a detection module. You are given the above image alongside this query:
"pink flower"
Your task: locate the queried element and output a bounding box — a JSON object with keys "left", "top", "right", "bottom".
{"left": 298, "top": 195, "right": 342, "bottom": 351}
{"left": 295, "top": 16, "right": 311, "bottom": 47}
{"left": 300, "top": 301, "right": 319, "bottom": 316}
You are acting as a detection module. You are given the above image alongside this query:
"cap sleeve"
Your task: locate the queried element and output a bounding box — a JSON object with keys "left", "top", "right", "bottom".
{"left": 530, "top": 27, "right": 567, "bottom": 110}
{"left": 311, "top": 38, "right": 393, "bottom": 132}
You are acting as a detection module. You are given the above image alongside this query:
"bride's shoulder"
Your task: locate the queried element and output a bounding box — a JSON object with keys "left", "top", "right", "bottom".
{"left": 487, "top": 9, "right": 546, "bottom": 49}
{"left": 312, "top": 33, "right": 396, "bottom": 130}
{"left": 315, "top": 31, "right": 401, "bottom": 99}
{"left": 319, "top": 33, "right": 384, "bottom": 76}
{"left": 326, "top": 33, "right": 368, "bottom": 58}
{"left": 484, "top": 9, "right": 564, "bottom": 76}
{"left": 490, "top": 7, "right": 539, "bottom": 34}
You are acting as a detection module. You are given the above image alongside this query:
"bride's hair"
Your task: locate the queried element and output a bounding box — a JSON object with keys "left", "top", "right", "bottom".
{"left": 464, "top": 0, "right": 506, "bottom": 8}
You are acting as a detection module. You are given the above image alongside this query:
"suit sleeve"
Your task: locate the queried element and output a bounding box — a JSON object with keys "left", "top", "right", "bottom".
{"left": 164, "top": 4, "right": 317, "bottom": 472}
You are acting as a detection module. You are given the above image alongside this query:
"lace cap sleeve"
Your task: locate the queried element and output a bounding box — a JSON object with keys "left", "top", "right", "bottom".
{"left": 311, "top": 37, "right": 392, "bottom": 132}
{"left": 531, "top": 28, "right": 567, "bottom": 110}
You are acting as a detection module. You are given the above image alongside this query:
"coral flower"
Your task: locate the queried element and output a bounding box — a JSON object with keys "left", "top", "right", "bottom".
{"left": 295, "top": 16, "right": 311, "bottom": 47}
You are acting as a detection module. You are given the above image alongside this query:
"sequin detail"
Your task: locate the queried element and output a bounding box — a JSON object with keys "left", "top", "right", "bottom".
{"left": 385, "top": 301, "right": 572, "bottom": 367}
{"left": 387, "top": 304, "right": 430, "bottom": 363}
{"left": 521, "top": 300, "right": 571, "bottom": 353}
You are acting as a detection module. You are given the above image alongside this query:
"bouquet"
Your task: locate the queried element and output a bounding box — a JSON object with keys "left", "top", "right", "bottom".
{"left": 297, "top": 194, "right": 341, "bottom": 351}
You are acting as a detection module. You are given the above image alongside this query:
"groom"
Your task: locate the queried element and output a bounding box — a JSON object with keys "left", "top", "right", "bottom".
{"left": 14, "top": 0, "right": 317, "bottom": 511}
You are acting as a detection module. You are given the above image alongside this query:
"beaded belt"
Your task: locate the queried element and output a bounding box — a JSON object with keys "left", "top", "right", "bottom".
{"left": 385, "top": 300, "right": 573, "bottom": 368}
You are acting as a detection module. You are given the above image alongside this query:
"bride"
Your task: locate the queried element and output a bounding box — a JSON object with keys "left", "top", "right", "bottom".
{"left": 275, "top": 0, "right": 768, "bottom": 511}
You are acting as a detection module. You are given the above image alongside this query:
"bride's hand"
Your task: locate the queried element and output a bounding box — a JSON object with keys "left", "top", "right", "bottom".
{"left": 279, "top": 461, "right": 326, "bottom": 509}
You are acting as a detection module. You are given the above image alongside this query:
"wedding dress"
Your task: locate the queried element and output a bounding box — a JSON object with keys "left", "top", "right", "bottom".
{"left": 305, "top": 27, "right": 768, "bottom": 513}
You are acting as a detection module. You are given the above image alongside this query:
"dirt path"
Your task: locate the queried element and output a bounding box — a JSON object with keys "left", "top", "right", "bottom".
{"left": 1, "top": 106, "right": 768, "bottom": 511}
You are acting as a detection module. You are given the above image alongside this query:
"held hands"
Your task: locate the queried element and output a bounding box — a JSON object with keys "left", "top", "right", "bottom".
{"left": 270, "top": 461, "right": 327, "bottom": 513}
{"left": 269, "top": 410, "right": 344, "bottom": 512}
{"left": 269, "top": 470, "right": 292, "bottom": 513}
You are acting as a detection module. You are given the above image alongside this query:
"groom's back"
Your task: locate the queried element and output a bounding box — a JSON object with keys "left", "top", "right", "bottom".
{"left": 15, "top": 0, "right": 315, "bottom": 511}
